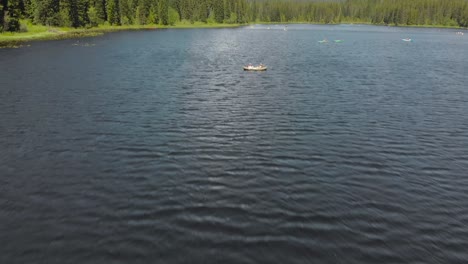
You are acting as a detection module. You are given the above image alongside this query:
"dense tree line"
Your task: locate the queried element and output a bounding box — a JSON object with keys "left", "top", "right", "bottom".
{"left": 248, "top": 0, "right": 468, "bottom": 27}
{"left": 1, "top": 0, "right": 468, "bottom": 32}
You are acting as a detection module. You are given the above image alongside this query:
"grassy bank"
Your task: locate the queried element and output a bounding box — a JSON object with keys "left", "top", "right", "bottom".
{"left": 0, "top": 26, "right": 103, "bottom": 48}
{"left": 0, "top": 22, "right": 241, "bottom": 48}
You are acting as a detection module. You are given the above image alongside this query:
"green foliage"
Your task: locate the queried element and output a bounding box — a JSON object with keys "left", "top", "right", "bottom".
{"left": 120, "top": 0, "right": 133, "bottom": 25}
{"left": 4, "top": 14, "right": 20, "bottom": 31}
{"left": 3, "top": 0, "right": 468, "bottom": 32}
{"left": 147, "top": 6, "right": 157, "bottom": 24}
{"left": 134, "top": 5, "right": 142, "bottom": 25}
{"left": 227, "top": 12, "right": 237, "bottom": 24}
{"left": 87, "top": 6, "right": 100, "bottom": 27}
{"left": 158, "top": 0, "right": 168, "bottom": 25}
{"left": 4, "top": 0, "right": 21, "bottom": 31}
{"left": 214, "top": 0, "right": 224, "bottom": 23}
{"left": 59, "top": 4, "right": 72, "bottom": 27}
{"left": 19, "top": 21, "right": 28, "bottom": 32}
{"left": 136, "top": 0, "right": 152, "bottom": 25}
{"left": 168, "top": 7, "right": 178, "bottom": 26}
{"left": 0, "top": 1, "right": 5, "bottom": 32}
{"left": 94, "top": 0, "right": 107, "bottom": 22}
{"left": 206, "top": 10, "right": 215, "bottom": 24}
{"left": 106, "top": 0, "right": 120, "bottom": 25}
{"left": 22, "top": 0, "right": 36, "bottom": 19}
{"left": 34, "top": 0, "right": 60, "bottom": 26}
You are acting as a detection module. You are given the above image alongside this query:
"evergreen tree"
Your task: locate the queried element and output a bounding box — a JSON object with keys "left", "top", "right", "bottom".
{"left": 93, "top": 0, "right": 107, "bottom": 22}
{"left": 87, "top": 5, "right": 99, "bottom": 26}
{"left": 158, "top": 0, "right": 167, "bottom": 25}
{"left": 0, "top": 0, "right": 5, "bottom": 31}
{"left": 59, "top": 0, "right": 72, "bottom": 26}
{"left": 3, "top": 0, "right": 468, "bottom": 31}
{"left": 168, "top": 6, "right": 178, "bottom": 25}
{"left": 106, "top": 0, "right": 120, "bottom": 25}
{"left": 69, "top": 0, "right": 80, "bottom": 27}
{"left": 34, "top": 0, "right": 60, "bottom": 26}
{"left": 120, "top": 0, "right": 133, "bottom": 25}
{"left": 149, "top": 0, "right": 158, "bottom": 24}
{"left": 147, "top": 5, "right": 156, "bottom": 24}
{"left": 23, "top": 0, "right": 36, "bottom": 19}
{"left": 214, "top": 0, "right": 223, "bottom": 23}
{"left": 3, "top": 0, "right": 22, "bottom": 31}
{"left": 198, "top": 0, "right": 209, "bottom": 22}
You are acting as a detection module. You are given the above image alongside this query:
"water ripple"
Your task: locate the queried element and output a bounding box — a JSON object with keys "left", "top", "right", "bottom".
{"left": 1, "top": 25, "right": 468, "bottom": 263}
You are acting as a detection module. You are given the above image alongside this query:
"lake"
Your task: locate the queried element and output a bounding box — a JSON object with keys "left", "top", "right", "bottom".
{"left": 1, "top": 24, "right": 468, "bottom": 263}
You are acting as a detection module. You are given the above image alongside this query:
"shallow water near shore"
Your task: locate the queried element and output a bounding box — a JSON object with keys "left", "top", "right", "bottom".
{"left": 1, "top": 24, "right": 468, "bottom": 263}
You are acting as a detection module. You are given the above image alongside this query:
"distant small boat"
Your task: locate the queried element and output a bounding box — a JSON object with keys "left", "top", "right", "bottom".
{"left": 334, "top": 40, "right": 344, "bottom": 43}
{"left": 244, "top": 65, "right": 267, "bottom": 71}
{"left": 402, "top": 38, "right": 412, "bottom": 42}
{"left": 318, "top": 39, "right": 328, "bottom": 43}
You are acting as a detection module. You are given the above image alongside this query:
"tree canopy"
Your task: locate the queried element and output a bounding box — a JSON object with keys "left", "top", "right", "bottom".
{"left": 1, "top": 0, "right": 468, "bottom": 32}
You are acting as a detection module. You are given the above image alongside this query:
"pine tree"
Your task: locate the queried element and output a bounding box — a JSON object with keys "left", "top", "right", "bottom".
{"left": 106, "top": 0, "right": 120, "bottom": 25}
{"left": 69, "top": 0, "right": 80, "bottom": 27}
{"left": 23, "top": 0, "right": 35, "bottom": 19}
{"left": 59, "top": 0, "right": 72, "bottom": 27}
{"left": 87, "top": 5, "right": 99, "bottom": 26}
{"left": 93, "top": 0, "right": 106, "bottom": 22}
{"left": 147, "top": 5, "right": 156, "bottom": 24}
{"left": 0, "top": 0, "right": 5, "bottom": 31}
{"left": 149, "top": 0, "right": 158, "bottom": 24}
{"left": 4, "top": 0, "right": 468, "bottom": 30}
{"left": 158, "top": 0, "right": 167, "bottom": 25}
{"left": 34, "top": 0, "right": 60, "bottom": 26}
{"left": 198, "top": 0, "right": 209, "bottom": 22}
{"left": 120, "top": 0, "right": 132, "bottom": 25}
{"left": 5, "top": 0, "right": 22, "bottom": 31}
{"left": 214, "top": 0, "right": 223, "bottom": 23}
{"left": 223, "top": 0, "right": 229, "bottom": 22}
{"left": 168, "top": 6, "right": 178, "bottom": 25}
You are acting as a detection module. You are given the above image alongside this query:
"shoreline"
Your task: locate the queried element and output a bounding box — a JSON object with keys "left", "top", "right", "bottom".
{"left": 1, "top": 22, "right": 465, "bottom": 48}
{"left": 251, "top": 21, "right": 467, "bottom": 29}
{"left": 0, "top": 23, "right": 242, "bottom": 48}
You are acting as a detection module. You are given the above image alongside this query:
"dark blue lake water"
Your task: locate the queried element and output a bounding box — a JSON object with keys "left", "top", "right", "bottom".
{"left": 1, "top": 24, "right": 468, "bottom": 263}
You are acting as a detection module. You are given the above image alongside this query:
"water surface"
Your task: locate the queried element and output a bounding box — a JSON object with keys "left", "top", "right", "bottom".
{"left": 1, "top": 24, "right": 468, "bottom": 263}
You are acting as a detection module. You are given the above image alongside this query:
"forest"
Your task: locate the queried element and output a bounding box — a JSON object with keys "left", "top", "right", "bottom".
{"left": 1, "top": 0, "right": 468, "bottom": 32}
